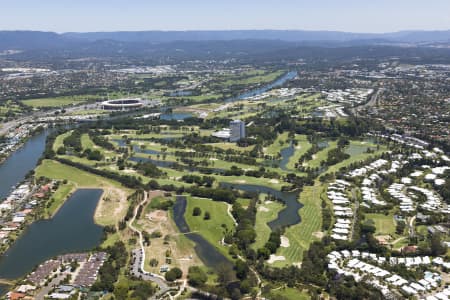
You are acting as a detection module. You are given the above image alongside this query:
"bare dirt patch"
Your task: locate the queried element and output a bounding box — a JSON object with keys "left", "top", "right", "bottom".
{"left": 95, "top": 186, "right": 129, "bottom": 226}
{"left": 139, "top": 192, "right": 201, "bottom": 278}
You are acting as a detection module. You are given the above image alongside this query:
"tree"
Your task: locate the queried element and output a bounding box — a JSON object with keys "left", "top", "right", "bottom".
{"left": 431, "top": 233, "right": 446, "bottom": 256}
{"left": 234, "top": 259, "right": 249, "bottom": 280}
{"left": 204, "top": 211, "right": 211, "bottom": 220}
{"left": 165, "top": 267, "right": 183, "bottom": 282}
{"left": 149, "top": 258, "right": 159, "bottom": 267}
{"left": 193, "top": 207, "right": 202, "bottom": 216}
{"left": 187, "top": 266, "right": 207, "bottom": 287}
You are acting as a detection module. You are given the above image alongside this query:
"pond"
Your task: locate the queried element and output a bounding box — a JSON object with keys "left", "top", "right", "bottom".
{"left": 220, "top": 182, "right": 303, "bottom": 230}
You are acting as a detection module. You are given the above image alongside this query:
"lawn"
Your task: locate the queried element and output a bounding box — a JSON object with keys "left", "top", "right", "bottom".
{"left": 21, "top": 94, "right": 99, "bottom": 108}
{"left": 184, "top": 196, "right": 236, "bottom": 258}
{"left": 274, "top": 182, "right": 323, "bottom": 266}
{"left": 365, "top": 213, "right": 397, "bottom": 236}
{"left": 253, "top": 201, "right": 285, "bottom": 250}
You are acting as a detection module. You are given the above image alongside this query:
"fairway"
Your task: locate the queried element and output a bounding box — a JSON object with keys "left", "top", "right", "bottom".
{"left": 253, "top": 200, "right": 285, "bottom": 249}
{"left": 285, "top": 134, "right": 312, "bottom": 170}
{"left": 275, "top": 182, "right": 323, "bottom": 266}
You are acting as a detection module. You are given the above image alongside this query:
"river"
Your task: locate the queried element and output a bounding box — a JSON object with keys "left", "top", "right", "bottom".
{"left": 0, "top": 130, "right": 49, "bottom": 200}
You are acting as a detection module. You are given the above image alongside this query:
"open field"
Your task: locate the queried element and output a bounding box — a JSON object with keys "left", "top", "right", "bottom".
{"left": 184, "top": 196, "right": 236, "bottom": 258}
{"left": 21, "top": 94, "right": 100, "bottom": 108}
{"left": 365, "top": 212, "right": 397, "bottom": 236}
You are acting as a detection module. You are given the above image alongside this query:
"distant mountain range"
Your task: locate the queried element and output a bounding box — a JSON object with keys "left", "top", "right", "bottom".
{"left": 63, "top": 30, "right": 450, "bottom": 44}
{"left": 0, "top": 30, "right": 450, "bottom": 51}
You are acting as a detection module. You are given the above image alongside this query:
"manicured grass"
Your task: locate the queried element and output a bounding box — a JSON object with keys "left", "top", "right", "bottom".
{"left": 324, "top": 145, "right": 387, "bottom": 175}
{"left": 21, "top": 94, "right": 99, "bottom": 108}
{"left": 220, "top": 70, "right": 285, "bottom": 87}
{"left": 253, "top": 201, "right": 285, "bottom": 250}
{"left": 52, "top": 131, "right": 72, "bottom": 151}
{"left": 205, "top": 142, "right": 254, "bottom": 152}
{"left": 36, "top": 159, "right": 122, "bottom": 188}
{"left": 275, "top": 182, "right": 323, "bottom": 266}
{"left": 184, "top": 197, "right": 235, "bottom": 258}
{"left": 366, "top": 213, "right": 396, "bottom": 236}
{"left": 285, "top": 135, "right": 312, "bottom": 170}
{"left": 267, "top": 287, "right": 310, "bottom": 300}
{"left": 80, "top": 133, "right": 95, "bottom": 150}
{"left": 306, "top": 141, "right": 337, "bottom": 168}
{"left": 265, "top": 132, "right": 290, "bottom": 156}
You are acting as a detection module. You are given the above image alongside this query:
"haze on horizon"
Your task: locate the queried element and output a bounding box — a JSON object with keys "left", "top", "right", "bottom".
{"left": 1, "top": 0, "right": 450, "bottom": 34}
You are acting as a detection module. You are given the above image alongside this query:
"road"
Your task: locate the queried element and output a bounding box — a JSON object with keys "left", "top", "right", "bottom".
{"left": 351, "top": 88, "right": 383, "bottom": 116}
{"left": 408, "top": 215, "right": 416, "bottom": 238}
{"left": 35, "top": 274, "right": 66, "bottom": 300}
{"left": 349, "top": 188, "right": 359, "bottom": 240}
{"left": 127, "top": 191, "right": 175, "bottom": 298}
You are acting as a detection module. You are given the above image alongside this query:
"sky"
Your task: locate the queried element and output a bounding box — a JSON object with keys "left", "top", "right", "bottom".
{"left": 1, "top": 0, "right": 450, "bottom": 33}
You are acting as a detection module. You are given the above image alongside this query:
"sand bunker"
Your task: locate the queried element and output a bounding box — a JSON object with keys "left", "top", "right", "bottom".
{"left": 280, "top": 236, "right": 290, "bottom": 248}
{"left": 267, "top": 254, "right": 286, "bottom": 264}
{"left": 258, "top": 206, "right": 269, "bottom": 212}
{"left": 269, "top": 179, "right": 280, "bottom": 184}
{"left": 312, "top": 231, "right": 325, "bottom": 239}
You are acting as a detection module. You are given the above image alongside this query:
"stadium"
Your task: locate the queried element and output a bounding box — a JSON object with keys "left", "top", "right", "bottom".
{"left": 101, "top": 98, "right": 144, "bottom": 110}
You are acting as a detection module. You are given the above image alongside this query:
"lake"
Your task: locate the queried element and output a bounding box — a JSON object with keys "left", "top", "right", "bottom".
{"left": 0, "top": 189, "right": 104, "bottom": 280}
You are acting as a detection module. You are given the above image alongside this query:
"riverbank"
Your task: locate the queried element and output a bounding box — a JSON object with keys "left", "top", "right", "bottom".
{"left": 0, "top": 124, "right": 48, "bottom": 166}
